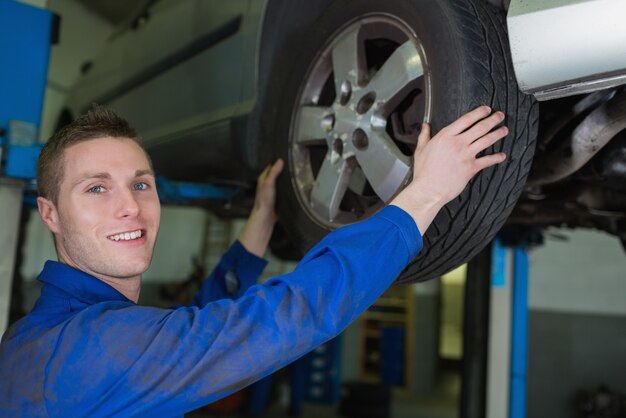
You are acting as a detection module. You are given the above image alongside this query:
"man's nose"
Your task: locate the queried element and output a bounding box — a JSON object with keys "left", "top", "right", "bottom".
{"left": 115, "top": 188, "right": 140, "bottom": 218}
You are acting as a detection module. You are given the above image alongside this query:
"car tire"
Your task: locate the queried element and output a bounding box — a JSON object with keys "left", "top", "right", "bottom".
{"left": 262, "top": 0, "right": 538, "bottom": 282}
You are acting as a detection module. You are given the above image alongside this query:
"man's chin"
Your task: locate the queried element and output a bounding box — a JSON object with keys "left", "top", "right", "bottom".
{"left": 114, "top": 258, "right": 151, "bottom": 279}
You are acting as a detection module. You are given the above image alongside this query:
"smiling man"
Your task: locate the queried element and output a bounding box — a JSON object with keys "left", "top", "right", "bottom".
{"left": 38, "top": 134, "right": 161, "bottom": 302}
{"left": 0, "top": 105, "right": 508, "bottom": 417}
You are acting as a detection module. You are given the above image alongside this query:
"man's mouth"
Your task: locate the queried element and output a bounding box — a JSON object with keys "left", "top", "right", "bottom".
{"left": 107, "top": 229, "right": 144, "bottom": 242}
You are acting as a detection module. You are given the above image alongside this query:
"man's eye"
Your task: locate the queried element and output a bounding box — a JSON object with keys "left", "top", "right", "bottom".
{"left": 133, "top": 182, "right": 148, "bottom": 191}
{"left": 88, "top": 185, "right": 104, "bottom": 193}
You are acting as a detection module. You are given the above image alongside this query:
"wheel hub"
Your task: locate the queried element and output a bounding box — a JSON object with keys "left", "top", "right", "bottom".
{"left": 291, "top": 15, "right": 431, "bottom": 227}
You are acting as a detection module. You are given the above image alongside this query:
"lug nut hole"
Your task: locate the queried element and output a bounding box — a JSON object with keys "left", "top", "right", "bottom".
{"left": 356, "top": 92, "right": 376, "bottom": 114}
{"left": 352, "top": 129, "right": 369, "bottom": 150}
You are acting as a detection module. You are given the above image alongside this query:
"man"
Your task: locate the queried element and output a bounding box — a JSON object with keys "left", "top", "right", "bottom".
{"left": 0, "top": 105, "right": 507, "bottom": 417}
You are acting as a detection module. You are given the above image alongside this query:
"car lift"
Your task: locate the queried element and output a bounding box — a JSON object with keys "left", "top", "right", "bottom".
{"left": 0, "top": 0, "right": 54, "bottom": 336}
{"left": 486, "top": 240, "right": 529, "bottom": 418}
{"left": 461, "top": 238, "right": 531, "bottom": 418}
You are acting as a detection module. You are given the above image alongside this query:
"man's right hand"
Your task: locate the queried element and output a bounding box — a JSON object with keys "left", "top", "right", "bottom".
{"left": 390, "top": 106, "right": 508, "bottom": 234}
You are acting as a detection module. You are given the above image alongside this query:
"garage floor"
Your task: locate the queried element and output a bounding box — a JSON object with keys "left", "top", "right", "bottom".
{"left": 187, "top": 371, "right": 459, "bottom": 418}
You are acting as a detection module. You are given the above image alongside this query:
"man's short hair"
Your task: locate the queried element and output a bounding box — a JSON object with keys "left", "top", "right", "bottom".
{"left": 37, "top": 105, "right": 144, "bottom": 204}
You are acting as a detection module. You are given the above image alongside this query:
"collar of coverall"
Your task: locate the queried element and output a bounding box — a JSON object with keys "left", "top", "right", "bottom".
{"left": 37, "top": 260, "right": 132, "bottom": 306}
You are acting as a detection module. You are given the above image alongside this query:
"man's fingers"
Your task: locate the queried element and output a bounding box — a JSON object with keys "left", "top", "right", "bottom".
{"left": 258, "top": 159, "right": 283, "bottom": 184}
{"left": 444, "top": 106, "right": 492, "bottom": 135}
{"left": 417, "top": 122, "right": 431, "bottom": 149}
{"left": 268, "top": 158, "right": 284, "bottom": 181}
{"left": 470, "top": 126, "right": 508, "bottom": 154}
{"left": 475, "top": 152, "right": 507, "bottom": 171}
{"left": 461, "top": 111, "right": 505, "bottom": 144}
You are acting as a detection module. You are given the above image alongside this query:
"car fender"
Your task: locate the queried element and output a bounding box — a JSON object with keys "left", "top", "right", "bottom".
{"left": 508, "top": 0, "right": 626, "bottom": 100}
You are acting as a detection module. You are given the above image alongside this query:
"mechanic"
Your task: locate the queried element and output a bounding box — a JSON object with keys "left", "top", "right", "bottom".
{"left": 0, "top": 105, "right": 507, "bottom": 417}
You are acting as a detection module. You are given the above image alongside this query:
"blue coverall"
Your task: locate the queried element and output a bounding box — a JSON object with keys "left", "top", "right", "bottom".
{"left": 0, "top": 205, "right": 422, "bottom": 417}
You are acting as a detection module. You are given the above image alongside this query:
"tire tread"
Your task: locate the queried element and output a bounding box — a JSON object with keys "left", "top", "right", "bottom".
{"left": 398, "top": 0, "right": 539, "bottom": 283}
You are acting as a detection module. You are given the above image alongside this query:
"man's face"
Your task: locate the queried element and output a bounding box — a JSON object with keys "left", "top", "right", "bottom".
{"left": 41, "top": 137, "right": 161, "bottom": 283}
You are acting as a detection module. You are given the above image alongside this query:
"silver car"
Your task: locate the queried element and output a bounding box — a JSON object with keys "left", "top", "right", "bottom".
{"left": 60, "top": 0, "right": 626, "bottom": 282}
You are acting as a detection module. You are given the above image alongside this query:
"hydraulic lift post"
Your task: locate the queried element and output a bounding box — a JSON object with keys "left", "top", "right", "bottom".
{"left": 0, "top": 0, "right": 54, "bottom": 335}
{"left": 486, "top": 240, "right": 530, "bottom": 418}
{"left": 461, "top": 239, "right": 530, "bottom": 418}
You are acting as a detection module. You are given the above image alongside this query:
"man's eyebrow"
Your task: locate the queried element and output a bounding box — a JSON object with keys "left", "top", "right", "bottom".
{"left": 135, "top": 169, "right": 155, "bottom": 177}
{"left": 72, "top": 169, "right": 154, "bottom": 187}
{"left": 73, "top": 172, "right": 111, "bottom": 187}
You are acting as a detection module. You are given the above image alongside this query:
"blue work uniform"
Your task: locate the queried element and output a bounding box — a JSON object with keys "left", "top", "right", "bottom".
{"left": 0, "top": 205, "right": 422, "bottom": 417}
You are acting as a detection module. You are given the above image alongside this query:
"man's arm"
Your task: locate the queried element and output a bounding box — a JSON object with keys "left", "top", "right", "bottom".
{"left": 190, "top": 161, "right": 283, "bottom": 306}
{"left": 190, "top": 241, "right": 268, "bottom": 305}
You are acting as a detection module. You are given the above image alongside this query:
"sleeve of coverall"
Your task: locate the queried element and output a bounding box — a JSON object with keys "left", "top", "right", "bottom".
{"left": 43, "top": 205, "right": 422, "bottom": 418}
{"left": 191, "top": 240, "right": 268, "bottom": 306}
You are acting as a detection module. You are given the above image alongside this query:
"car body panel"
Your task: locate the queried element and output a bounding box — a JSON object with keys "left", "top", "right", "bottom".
{"left": 507, "top": 0, "right": 626, "bottom": 100}
{"left": 64, "top": 0, "right": 257, "bottom": 176}
{"left": 113, "top": 0, "right": 245, "bottom": 139}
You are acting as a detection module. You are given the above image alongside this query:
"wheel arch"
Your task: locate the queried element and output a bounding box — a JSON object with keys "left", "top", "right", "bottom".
{"left": 240, "top": 0, "right": 337, "bottom": 172}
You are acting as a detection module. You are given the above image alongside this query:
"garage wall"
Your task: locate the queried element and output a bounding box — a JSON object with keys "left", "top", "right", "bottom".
{"left": 527, "top": 228, "right": 626, "bottom": 418}
{"left": 529, "top": 228, "right": 626, "bottom": 316}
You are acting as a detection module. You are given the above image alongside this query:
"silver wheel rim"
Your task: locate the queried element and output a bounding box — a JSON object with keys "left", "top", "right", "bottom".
{"left": 289, "top": 14, "right": 431, "bottom": 228}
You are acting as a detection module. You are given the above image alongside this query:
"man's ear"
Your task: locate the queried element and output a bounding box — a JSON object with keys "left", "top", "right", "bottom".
{"left": 37, "top": 197, "right": 61, "bottom": 234}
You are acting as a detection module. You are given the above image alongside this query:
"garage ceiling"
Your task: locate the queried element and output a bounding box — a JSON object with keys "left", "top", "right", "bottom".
{"left": 76, "top": 0, "right": 148, "bottom": 25}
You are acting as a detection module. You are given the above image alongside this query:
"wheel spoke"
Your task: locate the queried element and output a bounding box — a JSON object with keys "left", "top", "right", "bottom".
{"left": 366, "top": 40, "right": 424, "bottom": 107}
{"left": 294, "top": 106, "right": 331, "bottom": 146}
{"left": 310, "top": 154, "right": 356, "bottom": 221}
{"left": 331, "top": 24, "right": 366, "bottom": 94}
{"left": 356, "top": 131, "right": 411, "bottom": 202}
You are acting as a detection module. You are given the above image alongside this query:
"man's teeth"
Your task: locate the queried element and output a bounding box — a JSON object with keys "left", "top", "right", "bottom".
{"left": 108, "top": 230, "right": 143, "bottom": 241}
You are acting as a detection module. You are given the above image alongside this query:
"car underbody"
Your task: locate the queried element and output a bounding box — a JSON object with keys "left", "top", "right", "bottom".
{"left": 507, "top": 88, "right": 626, "bottom": 243}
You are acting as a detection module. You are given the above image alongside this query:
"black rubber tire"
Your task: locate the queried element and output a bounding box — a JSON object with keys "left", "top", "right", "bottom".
{"left": 262, "top": 0, "right": 538, "bottom": 282}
